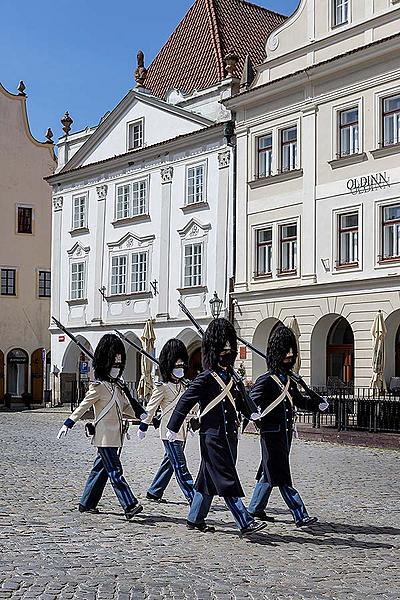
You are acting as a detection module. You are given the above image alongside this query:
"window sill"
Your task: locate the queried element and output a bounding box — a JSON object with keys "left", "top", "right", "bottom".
{"left": 180, "top": 202, "right": 210, "bottom": 214}
{"left": 177, "top": 285, "right": 208, "bottom": 295}
{"left": 111, "top": 214, "right": 150, "bottom": 227}
{"left": 253, "top": 273, "right": 273, "bottom": 280}
{"left": 105, "top": 291, "right": 152, "bottom": 302}
{"left": 335, "top": 262, "right": 359, "bottom": 271}
{"left": 0, "top": 293, "right": 17, "bottom": 298}
{"left": 276, "top": 270, "right": 297, "bottom": 278}
{"left": 69, "top": 227, "right": 89, "bottom": 236}
{"left": 66, "top": 298, "right": 88, "bottom": 306}
{"left": 328, "top": 153, "right": 367, "bottom": 169}
{"left": 371, "top": 144, "right": 400, "bottom": 159}
{"left": 248, "top": 169, "right": 303, "bottom": 188}
{"left": 377, "top": 257, "right": 400, "bottom": 266}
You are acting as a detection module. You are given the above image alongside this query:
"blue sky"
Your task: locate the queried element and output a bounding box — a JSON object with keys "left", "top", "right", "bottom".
{"left": 0, "top": 0, "right": 299, "bottom": 142}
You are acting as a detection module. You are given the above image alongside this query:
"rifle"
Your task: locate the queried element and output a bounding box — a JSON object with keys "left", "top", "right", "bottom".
{"left": 51, "top": 317, "right": 145, "bottom": 419}
{"left": 177, "top": 300, "right": 259, "bottom": 417}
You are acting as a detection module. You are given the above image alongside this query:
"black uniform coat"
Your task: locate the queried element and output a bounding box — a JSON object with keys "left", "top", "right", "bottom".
{"left": 167, "top": 369, "right": 251, "bottom": 497}
{"left": 250, "top": 372, "right": 321, "bottom": 487}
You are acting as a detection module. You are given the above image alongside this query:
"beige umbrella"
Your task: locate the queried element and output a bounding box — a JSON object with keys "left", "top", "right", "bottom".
{"left": 137, "top": 319, "right": 156, "bottom": 403}
{"left": 288, "top": 315, "right": 301, "bottom": 373}
{"left": 370, "top": 310, "right": 387, "bottom": 391}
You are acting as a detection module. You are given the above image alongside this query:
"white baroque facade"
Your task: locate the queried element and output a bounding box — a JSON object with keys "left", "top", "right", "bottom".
{"left": 226, "top": 0, "right": 400, "bottom": 388}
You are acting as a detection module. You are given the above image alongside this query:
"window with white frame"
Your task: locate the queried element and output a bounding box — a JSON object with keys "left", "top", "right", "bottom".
{"left": 184, "top": 243, "right": 203, "bottom": 287}
{"left": 255, "top": 228, "right": 273, "bottom": 276}
{"left": 38, "top": 271, "right": 51, "bottom": 297}
{"left": 382, "top": 95, "right": 400, "bottom": 147}
{"left": 257, "top": 134, "right": 272, "bottom": 178}
{"left": 111, "top": 255, "right": 127, "bottom": 295}
{"left": 333, "top": 0, "right": 349, "bottom": 26}
{"left": 115, "top": 179, "right": 148, "bottom": 220}
{"left": 131, "top": 252, "right": 147, "bottom": 292}
{"left": 381, "top": 204, "right": 400, "bottom": 261}
{"left": 1, "top": 268, "right": 16, "bottom": 296}
{"left": 187, "top": 165, "right": 205, "bottom": 204}
{"left": 280, "top": 127, "right": 297, "bottom": 172}
{"left": 339, "top": 107, "right": 359, "bottom": 157}
{"left": 338, "top": 212, "right": 358, "bottom": 267}
{"left": 70, "top": 262, "right": 86, "bottom": 300}
{"left": 127, "top": 120, "right": 143, "bottom": 150}
{"left": 279, "top": 223, "right": 297, "bottom": 273}
{"left": 72, "top": 194, "right": 87, "bottom": 230}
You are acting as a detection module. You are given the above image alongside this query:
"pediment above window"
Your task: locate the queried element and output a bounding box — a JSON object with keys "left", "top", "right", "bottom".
{"left": 107, "top": 231, "right": 155, "bottom": 251}
{"left": 67, "top": 241, "right": 90, "bottom": 258}
{"left": 178, "top": 218, "right": 211, "bottom": 240}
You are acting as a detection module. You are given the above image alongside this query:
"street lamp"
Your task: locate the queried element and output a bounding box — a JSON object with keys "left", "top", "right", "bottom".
{"left": 209, "top": 292, "right": 223, "bottom": 319}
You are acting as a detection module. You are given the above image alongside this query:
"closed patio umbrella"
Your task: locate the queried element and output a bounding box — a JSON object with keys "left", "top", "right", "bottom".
{"left": 370, "top": 311, "right": 387, "bottom": 391}
{"left": 137, "top": 319, "right": 156, "bottom": 403}
{"left": 288, "top": 316, "right": 301, "bottom": 373}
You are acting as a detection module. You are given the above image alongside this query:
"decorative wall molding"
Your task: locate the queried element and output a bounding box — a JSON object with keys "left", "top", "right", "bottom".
{"left": 53, "top": 196, "right": 63, "bottom": 211}
{"left": 218, "top": 150, "right": 231, "bottom": 169}
{"left": 160, "top": 166, "right": 174, "bottom": 183}
{"left": 96, "top": 184, "right": 108, "bottom": 200}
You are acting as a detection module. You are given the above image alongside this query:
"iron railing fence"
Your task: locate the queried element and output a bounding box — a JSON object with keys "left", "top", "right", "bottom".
{"left": 296, "top": 387, "right": 400, "bottom": 433}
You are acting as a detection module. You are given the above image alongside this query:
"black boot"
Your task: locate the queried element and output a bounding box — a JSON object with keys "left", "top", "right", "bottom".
{"left": 240, "top": 521, "right": 268, "bottom": 537}
{"left": 296, "top": 516, "right": 318, "bottom": 528}
{"left": 249, "top": 510, "right": 275, "bottom": 523}
{"left": 125, "top": 504, "right": 143, "bottom": 520}
{"left": 78, "top": 504, "right": 100, "bottom": 514}
{"left": 146, "top": 492, "right": 167, "bottom": 504}
{"left": 186, "top": 520, "right": 215, "bottom": 533}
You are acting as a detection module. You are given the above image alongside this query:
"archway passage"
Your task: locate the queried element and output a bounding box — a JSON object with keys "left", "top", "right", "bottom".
{"left": 61, "top": 337, "right": 93, "bottom": 405}
{"left": 251, "top": 317, "right": 283, "bottom": 380}
{"left": 31, "top": 348, "right": 44, "bottom": 404}
{"left": 177, "top": 328, "right": 202, "bottom": 380}
{"left": 0, "top": 350, "right": 4, "bottom": 399}
{"left": 7, "top": 348, "right": 28, "bottom": 396}
{"left": 188, "top": 346, "right": 202, "bottom": 379}
{"left": 327, "top": 317, "right": 354, "bottom": 385}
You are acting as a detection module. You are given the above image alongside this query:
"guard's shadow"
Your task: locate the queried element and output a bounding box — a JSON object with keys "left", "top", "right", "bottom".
{"left": 242, "top": 531, "right": 396, "bottom": 549}
{"left": 305, "top": 521, "right": 400, "bottom": 537}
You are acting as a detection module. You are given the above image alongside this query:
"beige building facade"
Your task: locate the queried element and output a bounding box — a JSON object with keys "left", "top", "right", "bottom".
{"left": 226, "top": 0, "right": 400, "bottom": 388}
{"left": 0, "top": 83, "right": 56, "bottom": 405}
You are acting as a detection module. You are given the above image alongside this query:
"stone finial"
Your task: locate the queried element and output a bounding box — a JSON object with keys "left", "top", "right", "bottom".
{"left": 61, "top": 111, "right": 73, "bottom": 135}
{"left": 45, "top": 128, "right": 53, "bottom": 143}
{"left": 17, "top": 80, "right": 26, "bottom": 96}
{"left": 134, "top": 50, "right": 147, "bottom": 87}
{"left": 224, "top": 50, "right": 239, "bottom": 77}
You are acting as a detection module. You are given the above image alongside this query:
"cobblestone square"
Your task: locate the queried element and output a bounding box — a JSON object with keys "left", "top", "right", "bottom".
{"left": 0, "top": 412, "right": 399, "bottom": 599}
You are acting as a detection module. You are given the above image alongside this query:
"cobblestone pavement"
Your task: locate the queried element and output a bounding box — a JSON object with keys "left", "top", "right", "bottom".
{"left": 0, "top": 413, "right": 399, "bottom": 600}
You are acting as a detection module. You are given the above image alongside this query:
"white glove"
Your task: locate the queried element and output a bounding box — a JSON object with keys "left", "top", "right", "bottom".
{"left": 137, "top": 429, "right": 146, "bottom": 440}
{"left": 57, "top": 425, "right": 69, "bottom": 439}
{"left": 319, "top": 397, "right": 329, "bottom": 412}
{"left": 250, "top": 412, "right": 262, "bottom": 421}
{"left": 139, "top": 412, "right": 148, "bottom": 421}
{"left": 166, "top": 428, "right": 178, "bottom": 442}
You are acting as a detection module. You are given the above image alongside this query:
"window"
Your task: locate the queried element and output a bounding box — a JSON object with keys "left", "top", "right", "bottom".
{"left": 38, "top": 271, "right": 51, "bottom": 297}
{"left": 256, "top": 228, "right": 272, "bottom": 276}
{"left": 339, "top": 108, "right": 359, "bottom": 157}
{"left": 338, "top": 213, "right": 358, "bottom": 267}
{"left": 128, "top": 120, "right": 143, "bottom": 150}
{"left": 281, "top": 127, "right": 297, "bottom": 172}
{"left": 333, "top": 0, "right": 349, "bottom": 26}
{"left": 111, "top": 255, "right": 127, "bottom": 295}
{"left": 381, "top": 204, "right": 400, "bottom": 261}
{"left": 70, "top": 262, "right": 85, "bottom": 300}
{"left": 184, "top": 243, "right": 203, "bottom": 287}
{"left": 187, "top": 165, "right": 205, "bottom": 204}
{"left": 17, "top": 207, "right": 33, "bottom": 234}
{"left": 131, "top": 252, "right": 147, "bottom": 292}
{"left": 1, "top": 268, "right": 16, "bottom": 295}
{"left": 257, "top": 134, "right": 272, "bottom": 178}
{"left": 72, "top": 194, "right": 87, "bottom": 230}
{"left": 115, "top": 179, "right": 148, "bottom": 219}
{"left": 382, "top": 95, "right": 400, "bottom": 147}
{"left": 279, "top": 223, "right": 297, "bottom": 273}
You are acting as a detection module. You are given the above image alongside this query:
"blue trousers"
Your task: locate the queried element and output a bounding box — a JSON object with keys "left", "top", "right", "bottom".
{"left": 248, "top": 473, "right": 308, "bottom": 523}
{"left": 148, "top": 440, "right": 195, "bottom": 504}
{"left": 188, "top": 491, "right": 254, "bottom": 530}
{"left": 80, "top": 447, "right": 138, "bottom": 511}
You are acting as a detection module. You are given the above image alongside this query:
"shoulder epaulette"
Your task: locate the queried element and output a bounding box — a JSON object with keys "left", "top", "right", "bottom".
{"left": 154, "top": 381, "right": 163, "bottom": 387}
{"left": 92, "top": 380, "right": 102, "bottom": 386}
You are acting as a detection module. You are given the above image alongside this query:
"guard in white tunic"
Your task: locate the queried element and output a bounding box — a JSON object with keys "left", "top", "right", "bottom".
{"left": 137, "top": 339, "right": 195, "bottom": 504}
{"left": 57, "top": 334, "right": 145, "bottom": 520}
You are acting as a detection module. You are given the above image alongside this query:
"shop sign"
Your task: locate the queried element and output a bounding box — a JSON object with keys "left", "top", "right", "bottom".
{"left": 346, "top": 172, "right": 390, "bottom": 195}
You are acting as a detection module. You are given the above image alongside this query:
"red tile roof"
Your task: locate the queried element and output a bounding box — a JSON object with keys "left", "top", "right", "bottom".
{"left": 145, "top": 0, "right": 286, "bottom": 99}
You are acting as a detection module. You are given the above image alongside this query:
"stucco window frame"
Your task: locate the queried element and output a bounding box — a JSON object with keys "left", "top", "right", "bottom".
{"left": 330, "top": 0, "right": 351, "bottom": 30}
{"left": 252, "top": 223, "right": 274, "bottom": 281}
{"left": 113, "top": 174, "right": 150, "bottom": 223}
{"left": 330, "top": 98, "right": 364, "bottom": 164}
{"left": 375, "top": 197, "right": 400, "bottom": 268}
{"left": 107, "top": 243, "right": 153, "bottom": 299}
{"left": 68, "top": 260, "right": 87, "bottom": 303}
{"left": 15, "top": 203, "right": 35, "bottom": 236}
{"left": 278, "top": 123, "right": 300, "bottom": 174}
{"left": 373, "top": 86, "right": 400, "bottom": 155}
{"left": 332, "top": 205, "right": 363, "bottom": 274}
{"left": 276, "top": 217, "right": 300, "bottom": 278}
{"left": 181, "top": 239, "right": 206, "bottom": 290}
{"left": 71, "top": 192, "right": 89, "bottom": 233}
{"left": 0, "top": 266, "right": 18, "bottom": 297}
{"left": 126, "top": 117, "right": 145, "bottom": 152}
{"left": 184, "top": 159, "right": 208, "bottom": 207}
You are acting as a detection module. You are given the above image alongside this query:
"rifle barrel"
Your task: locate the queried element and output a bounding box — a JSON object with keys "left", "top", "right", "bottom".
{"left": 51, "top": 316, "right": 94, "bottom": 360}
{"left": 114, "top": 330, "right": 159, "bottom": 366}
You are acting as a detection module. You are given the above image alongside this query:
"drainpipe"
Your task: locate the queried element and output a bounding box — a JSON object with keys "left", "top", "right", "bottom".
{"left": 223, "top": 118, "right": 236, "bottom": 324}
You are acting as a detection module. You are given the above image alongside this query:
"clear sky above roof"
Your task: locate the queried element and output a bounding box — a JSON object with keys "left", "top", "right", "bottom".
{"left": 0, "top": 0, "right": 299, "bottom": 142}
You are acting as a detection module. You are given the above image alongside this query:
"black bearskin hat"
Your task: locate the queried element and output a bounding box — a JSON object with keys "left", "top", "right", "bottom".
{"left": 202, "top": 318, "right": 237, "bottom": 371}
{"left": 159, "top": 339, "right": 189, "bottom": 383}
{"left": 93, "top": 334, "right": 126, "bottom": 381}
{"left": 266, "top": 325, "right": 298, "bottom": 374}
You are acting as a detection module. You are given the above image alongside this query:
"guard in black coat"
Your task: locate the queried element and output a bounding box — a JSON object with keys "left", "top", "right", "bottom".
{"left": 166, "top": 318, "right": 267, "bottom": 537}
{"left": 248, "top": 325, "right": 328, "bottom": 527}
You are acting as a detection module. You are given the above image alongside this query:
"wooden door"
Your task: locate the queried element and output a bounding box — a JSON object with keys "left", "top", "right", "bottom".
{"left": 0, "top": 351, "right": 4, "bottom": 398}
{"left": 31, "top": 348, "right": 44, "bottom": 403}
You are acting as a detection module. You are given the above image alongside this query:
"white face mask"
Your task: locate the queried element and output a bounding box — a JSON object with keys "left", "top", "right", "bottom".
{"left": 172, "top": 367, "right": 185, "bottom": 379}
{"left": 110, "top": 368, "right": 120, "bottom": 379}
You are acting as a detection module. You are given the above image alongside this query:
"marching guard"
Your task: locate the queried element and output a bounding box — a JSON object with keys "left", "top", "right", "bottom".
{"left": 166, "top": 318, "right": 267, "bottom": 537}
{"left": 247, "top": 325, "right": 328, "bottom": 527}
{"left": 137, "top": 339, "right": 195, "bottom": 505}
{"left": 57, "top": 334, "right": 145, "bottom": 520}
